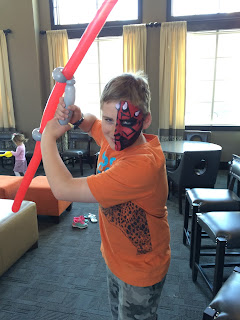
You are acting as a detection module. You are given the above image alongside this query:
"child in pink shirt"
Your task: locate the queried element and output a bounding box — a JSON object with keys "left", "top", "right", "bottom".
{"left": 11, "top": 133, "right": 28, "bottom": 176}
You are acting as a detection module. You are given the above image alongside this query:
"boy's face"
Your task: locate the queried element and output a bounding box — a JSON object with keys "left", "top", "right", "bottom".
{"left": 101, "top": 101, "right": 144, "bottom": 151}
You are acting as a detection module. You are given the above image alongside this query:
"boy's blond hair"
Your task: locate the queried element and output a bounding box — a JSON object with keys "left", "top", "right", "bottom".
{"left": 100, "top": 71, "right": 151, "bottom": 116}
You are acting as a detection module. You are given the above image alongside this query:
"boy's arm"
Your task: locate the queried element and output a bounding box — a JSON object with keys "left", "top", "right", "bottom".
{"left": 76, "top": 113, "right": 98, "bottom": 134}
{"left": 41, "top": 118, "right": 97, "bottom": 203}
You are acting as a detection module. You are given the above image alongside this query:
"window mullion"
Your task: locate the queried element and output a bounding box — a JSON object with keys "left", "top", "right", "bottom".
{"left": 211, "top": 32, "right": 219, "bottom": 124}
{"left": 97, "top": 40, "right": 102, "bottom": 101}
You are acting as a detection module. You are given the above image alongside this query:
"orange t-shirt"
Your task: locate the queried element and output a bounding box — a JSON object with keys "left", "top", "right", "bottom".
{"left": 87, "top": 120, "right": 171, "bottom": 287}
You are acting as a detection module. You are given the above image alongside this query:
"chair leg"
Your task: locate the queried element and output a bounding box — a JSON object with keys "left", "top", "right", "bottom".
{"left": 192, "top": 219, "right": 202, "bottom": 282}
{"left": 1, "top": 157, "right": 4, "bottom": 168}
{"left": 213, "top": 237, "right": 226, "bottom": 296}
{"left": 202, "top": 307, "right": 216, "bottom": 320}
{"left": 79, "top": 155, "right": 83, "bottom": 176}
{"left": 167, "top": 177, "right": 171, "bottom": 199}
{"left": 88, "top": 155, "right": 93, "bottom": 169}
{"left": 178, "top": 188, "right": 183, "bottom": 215}
{"left": 189, "top": 207, "right": 198, "bottom": 268}
{"left": 227, "top": 173, "right": 230, "bottom": 188}
{"left": 183, "top": 197, "right": 190, "bottom": 245}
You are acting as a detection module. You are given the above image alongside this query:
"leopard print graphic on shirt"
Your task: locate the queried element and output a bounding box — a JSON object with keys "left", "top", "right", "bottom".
{"left": 100, "top": 201, "right": 152, "bottom": 255}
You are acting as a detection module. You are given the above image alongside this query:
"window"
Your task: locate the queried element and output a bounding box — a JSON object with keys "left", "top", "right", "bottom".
{"left": 68, "top": 37, "right": 123, "bottom": 118}
{"left": 50, "top": 0, "right": 142, "bottom": 36}
{"left": 168, "top": 0, "right": 240, "bottom": 126}
{"left": 48, "top": 0, "right": 137, "bottom": 117}
{"left": 52, "top": 0, "right": 139, "bottom": 25}
{"left": 170, "top": 0, "right": 240, "bottom": 17}
{"left": 185, "top": 30, "right": 240, "bottom": 126}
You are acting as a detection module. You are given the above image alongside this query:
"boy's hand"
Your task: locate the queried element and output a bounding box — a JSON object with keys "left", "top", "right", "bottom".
{"left": 44, "top": 118, "right": 70, "bottom": 141}
{"left": 55, "top": 97, "right": 82, "bottom": 124}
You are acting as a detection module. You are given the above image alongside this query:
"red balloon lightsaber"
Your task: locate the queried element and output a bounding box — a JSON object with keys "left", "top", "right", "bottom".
{"left": 12, "top": 0, "right": 119, "bottom": 212}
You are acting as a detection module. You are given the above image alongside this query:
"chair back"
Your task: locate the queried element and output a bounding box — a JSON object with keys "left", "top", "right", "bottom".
{"left": 228, "top": 154, "right": 240, "bottom": 194}
{"left": 171, "top": 150, "right": 221, "bottom": 188}
{"left": 184, "top": 130, "right": 211, "bottom": 142}
{"left": 0, "top": 133, "right": 14, "bottom": 150}
{"left": 68, "top": 130, "right": 92, "bottom": 154}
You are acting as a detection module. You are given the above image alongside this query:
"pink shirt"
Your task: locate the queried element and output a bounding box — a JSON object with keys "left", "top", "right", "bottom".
{"left": 11, "top": 144, "right": 26, "bottom": 161}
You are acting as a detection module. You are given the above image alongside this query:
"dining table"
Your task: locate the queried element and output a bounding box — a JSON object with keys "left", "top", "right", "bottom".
{"left": 160, "top": 140, "right": 222, "bottom": 155}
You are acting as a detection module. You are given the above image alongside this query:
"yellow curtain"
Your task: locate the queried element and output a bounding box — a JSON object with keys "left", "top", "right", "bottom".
{"left": 159, "top": 21, "right": 187, "bottom": 142}
{"left": 46, "top": 29, "right": 69, "bottom": 151}
{"left": 123, "top": 24, "right": 147, "bottom": 72}
{"left": 0, "top": 30, "right": 15, "bottom": 129}
{"left": 46, "top": 29, "right": 69, "bottom": 89}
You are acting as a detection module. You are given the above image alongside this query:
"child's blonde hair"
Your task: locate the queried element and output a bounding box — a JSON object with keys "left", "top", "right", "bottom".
{"left": 100, "top": 71, "right": 151, "bottom": 116}
{"left": 12, "top": 133, "right": 28, "bottom": 144}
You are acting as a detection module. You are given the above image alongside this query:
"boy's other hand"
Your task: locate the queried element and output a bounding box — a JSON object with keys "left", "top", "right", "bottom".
{"left": 44, "top": 117, "right": 70, "bottom": 141}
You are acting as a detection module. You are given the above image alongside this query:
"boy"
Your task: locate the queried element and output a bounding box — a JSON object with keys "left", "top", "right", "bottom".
{"left": 41, "top": 72, "right": 170, "bottom": 320}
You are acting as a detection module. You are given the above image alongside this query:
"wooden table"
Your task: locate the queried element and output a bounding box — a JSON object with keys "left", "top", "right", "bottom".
{"left": 160, "top": 140, "right": 222, "bottom": 155}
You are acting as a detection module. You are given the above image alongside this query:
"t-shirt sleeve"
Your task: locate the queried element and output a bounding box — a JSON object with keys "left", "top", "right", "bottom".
{"left": 11, "top": 146, "right": 21, "bottom": 157}
{"left": 87, "top": 155, "right": 160, "bottom": 208}
{"left": 90, "top": 119, "right": 103, "bottom": 147}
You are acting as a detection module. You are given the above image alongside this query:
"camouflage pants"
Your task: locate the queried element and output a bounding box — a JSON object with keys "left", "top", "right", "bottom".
{"left": 106, "top": 266, "right": 166, "bottom": 320}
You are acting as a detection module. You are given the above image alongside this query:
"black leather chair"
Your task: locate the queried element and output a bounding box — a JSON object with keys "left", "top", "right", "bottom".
{"left": 184, "top": 154, "right": 240, "bottom": 267}
{"left": 184, "top": 130, "right": 211, "bottom": 142}
{"left": 0, "top": 132, "right": 15, "bottom": 167}
{"left": 202, "top": 266, "right": 240, "bottom": 320}
{"left": 227, "top": 154, "right": 240, "bottom": 191}
{"left": 61, "top": 130, "right": 92, "bottom": 176}
{"left": 166, "top": 130, "right": 211, "bottom": 171}
{"left": 192, "top": 211, "right": 240, "bottom": 297}
{"left": 93, "top": 151, "right": 100, "bottom": 174}
{"left": 167, "top": 150, "right": 221, "bottom": 215}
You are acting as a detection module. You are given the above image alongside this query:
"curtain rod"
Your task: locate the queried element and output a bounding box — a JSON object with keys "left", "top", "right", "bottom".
{"left": 146, "top": 22, "right": 161, "bottom": 28}
{"left": 40, "top": 24, "right": 122, "bottom": 34}
{"left": 3, "top": 29, "right": 12, "bottom": 34}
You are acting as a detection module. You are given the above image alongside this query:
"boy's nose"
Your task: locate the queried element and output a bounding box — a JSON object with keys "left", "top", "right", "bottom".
{"left": 110, "top": 125, "right": 116, "bottom": 135}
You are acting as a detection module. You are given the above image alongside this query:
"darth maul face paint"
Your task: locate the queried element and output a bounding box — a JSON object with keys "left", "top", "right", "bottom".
{"left": 114, "top": 101, "right": 144, "bottom": 151}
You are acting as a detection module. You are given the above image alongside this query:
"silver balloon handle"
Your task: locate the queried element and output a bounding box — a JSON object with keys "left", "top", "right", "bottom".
{"left": 59, "top": 79, "right": 75, "bottom": 125}
{"left": 52, "top": 67, "right": 76, "bottom": 125}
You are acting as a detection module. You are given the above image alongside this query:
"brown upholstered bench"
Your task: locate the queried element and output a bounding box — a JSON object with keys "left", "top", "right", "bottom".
{"left": 0, "top": 199, "right": 38, "bottom": 277}
{"left": 25, "top": 176, "right": 72, "bottom": 223}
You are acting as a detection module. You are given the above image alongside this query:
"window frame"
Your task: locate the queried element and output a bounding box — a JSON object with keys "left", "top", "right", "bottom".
{"left": 167, "top": 0, "right": 240, "bottom": 129}
{"left": 49, "top": 0, "right": 142, "bottom": 38}
{"left": 68, "top": 36, "right": 123, "bottom": 119}
{"left": 167, "top": 0, "right": 240, "bottom": 31}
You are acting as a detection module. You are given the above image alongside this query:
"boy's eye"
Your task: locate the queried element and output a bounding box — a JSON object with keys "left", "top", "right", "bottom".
{"left": 105, "top": 118, "right": 113, "bottom": 123}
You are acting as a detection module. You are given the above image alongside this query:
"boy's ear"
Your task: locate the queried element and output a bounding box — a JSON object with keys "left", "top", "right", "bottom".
{"left": 143, "top": 113, "right": 152, "bottom": 130}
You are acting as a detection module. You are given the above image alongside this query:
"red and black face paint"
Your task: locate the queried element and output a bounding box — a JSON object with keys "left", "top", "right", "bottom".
{"left": 114, "top": 101, "right": 144, "bottom": 151}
